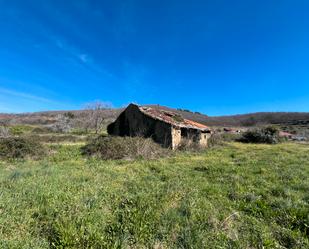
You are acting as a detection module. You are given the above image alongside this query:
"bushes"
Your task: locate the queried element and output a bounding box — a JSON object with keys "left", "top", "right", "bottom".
{"left": 9, "top": 125, "right": 34, "bottom": 135}
{"left": 208, "top": 126, "right": 282, "bottom": 146}
{"left": 0, "top": 137, "right": 45, "bottom": 159}
{"left": 0, "top": 125, "right": 10, "bottom": 138}
{"left": 239, "top": 126, "right": 281, "bottom": 144}
{"left": 49, "top": 114, "right": 73, "bottom": 133}
{"left": 177, "top": 138, "right": 204, "bottom": 151}
{"left": 81, "top": 136, "right": 169, "bottom": 160}
{"left": 31, "top": 126, "right": 53, "bottom": 134}
{"left": 208, "top": 133, "right": 241, "bottom": 147}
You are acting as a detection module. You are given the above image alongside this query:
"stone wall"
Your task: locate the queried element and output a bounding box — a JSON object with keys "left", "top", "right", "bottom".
{"left": 108, "top": 104, "right": 211, "bottom": 149}
{"left": 180, "top": 127, "right": 210, "bottom": 148}
{"left": 108, "top": 104, "right": 173, "bottom": 148}
{"left": 199, "top": 132, "right": 211, "bottom": 147}
{"left": 171, "top": 127, "right": 181, "bottom": 149}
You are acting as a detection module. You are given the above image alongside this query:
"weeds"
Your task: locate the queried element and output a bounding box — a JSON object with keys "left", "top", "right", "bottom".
{"left": 208, "top": 133, "right": 241, "bottom": 147}
{"left": 81, "top": 136, "right": 169, "bottom": 160}
{"left": 0, "top": 142, "right": 308, "bottom": 248}
{"left": 0, "top": 136, "right": 45, "bottom": 159}
{"left": 177, "top": 138, "right": 204, "bottom": 151}
{"left": 239, "top": 126, "right": 282, "bottom": 144}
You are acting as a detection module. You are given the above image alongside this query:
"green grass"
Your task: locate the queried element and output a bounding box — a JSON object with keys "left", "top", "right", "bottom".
{"left": 0, "top": 142, "right": 308, "bottom": 248}
{"left": 8, "top": 125, "right": 36, "bottom": 135}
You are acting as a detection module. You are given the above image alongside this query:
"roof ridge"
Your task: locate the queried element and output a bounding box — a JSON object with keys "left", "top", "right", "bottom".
{"left": 138, "top": 105, "right": 210, "bottom": 131}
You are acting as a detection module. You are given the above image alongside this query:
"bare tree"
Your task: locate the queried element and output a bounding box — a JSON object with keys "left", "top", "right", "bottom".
{"left": 0, "top": 121, "right": 10, "bottom": 138}
{"left": 82, "top": 101, "right": 112, "bottom": 134}
{"left": 49, "top": 113, "right": 73, "bottom": 133}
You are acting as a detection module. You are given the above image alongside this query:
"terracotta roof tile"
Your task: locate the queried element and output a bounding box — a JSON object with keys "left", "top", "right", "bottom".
{"left": 183, "top": 119, "right": 209, "bottom": 129}
{"left": 139, "top": 106, "right": 211, "bottom": 131}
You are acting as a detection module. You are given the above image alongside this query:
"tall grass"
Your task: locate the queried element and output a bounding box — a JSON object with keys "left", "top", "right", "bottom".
{"left": 0, "top": 142, "right": 308, "bottom": 248}
{"left": 0, "top": 136, "right": 45, "bottom": 160}
{"left": 81, "top": 136, "right": 169, "bottom": 160}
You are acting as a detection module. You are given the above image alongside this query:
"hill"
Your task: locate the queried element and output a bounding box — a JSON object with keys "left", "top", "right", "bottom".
{"left": 1, "top": 105, "right": 308, "bottom": 130}
{"left": 146, "top": 105, "right": 309, "bottom": 127}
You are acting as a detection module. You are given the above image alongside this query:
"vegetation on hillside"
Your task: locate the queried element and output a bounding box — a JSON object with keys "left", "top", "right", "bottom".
{"left": 0, "top": 142, "right": 308, "bottom": 248}
{"left": 1, "top": 105, "right": 308, "bottom": 136}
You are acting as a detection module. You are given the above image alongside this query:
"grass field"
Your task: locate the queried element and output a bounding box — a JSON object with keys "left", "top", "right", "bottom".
{"left": 0, "top": 142, "right": 308, "bottom": 248}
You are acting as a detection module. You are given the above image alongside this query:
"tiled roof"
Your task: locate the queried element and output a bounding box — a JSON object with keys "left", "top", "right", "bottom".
{"left": 183, "top": 119, "right": 209, "bottom": 129}
{"left": 138, "top": 105, "right": 211, "bottom": 131}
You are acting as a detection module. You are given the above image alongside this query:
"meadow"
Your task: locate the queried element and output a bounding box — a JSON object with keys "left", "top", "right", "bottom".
{"left": 0, "top": 142, "right": 308, "bottom": 248}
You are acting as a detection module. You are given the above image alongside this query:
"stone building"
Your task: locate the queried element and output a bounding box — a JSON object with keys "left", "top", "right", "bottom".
{"left": 107, "top": 104, "right": 212, "bottom": 149}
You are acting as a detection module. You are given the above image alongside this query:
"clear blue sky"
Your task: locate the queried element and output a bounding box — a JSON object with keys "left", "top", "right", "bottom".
{"left": 0, "top": 0, "right": 308, "bottom": 115}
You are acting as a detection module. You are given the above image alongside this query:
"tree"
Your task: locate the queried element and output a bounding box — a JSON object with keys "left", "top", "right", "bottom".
{"left": 0, "top": 121, "right": 10, "bottom": 138}
{"left": 50, "top": 113, "right": 73, "bottom": 133}
{"left": 82, "top": 101, "right": 112, "bottom": 134}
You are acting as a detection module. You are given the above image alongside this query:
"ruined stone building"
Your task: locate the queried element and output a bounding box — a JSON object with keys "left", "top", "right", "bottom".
{"left": 107, "top": 104, "right": 212, "bottom": 149}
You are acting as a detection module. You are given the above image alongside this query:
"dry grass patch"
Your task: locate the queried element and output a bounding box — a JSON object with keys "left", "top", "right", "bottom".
{"left": 81, "top": 136, "right": 170, "bottom": 160}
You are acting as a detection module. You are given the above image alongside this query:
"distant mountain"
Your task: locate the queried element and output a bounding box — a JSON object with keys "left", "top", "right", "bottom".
{"left": 205, "top": 112, "right": 309, "bottom": 127}
{"left": 0, "top": 109, "right": 123, "bottom": 126}
{"left": 145, "top": 105, "right": 309, "bottom": 127}
{"left": 1, "top": 105, "right": 309, "bottom": 128}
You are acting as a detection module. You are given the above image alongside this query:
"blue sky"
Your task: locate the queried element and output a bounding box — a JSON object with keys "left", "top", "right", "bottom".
{"left": 0, "top": 0, "right": 308, "bottom": 115}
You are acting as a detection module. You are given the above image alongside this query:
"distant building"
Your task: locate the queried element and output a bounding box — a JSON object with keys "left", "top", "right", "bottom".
{"left": 223, "top": 127, "right": 241, "bottom": 133}
{"left": 279, "top": 131, "right": 294, "bottom": 139}
{"left": 107, "top": 104, "right": 212, "bottom": 149}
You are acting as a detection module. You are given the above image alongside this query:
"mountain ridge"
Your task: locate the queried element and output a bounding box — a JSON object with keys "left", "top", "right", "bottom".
{"left": 1, "top": 105, "right": 309, "bottom": 127}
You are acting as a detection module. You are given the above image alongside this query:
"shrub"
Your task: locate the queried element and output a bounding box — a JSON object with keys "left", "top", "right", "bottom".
{"left": 81, "top": 136, "right": 169, "bottom": 160}
{"left": 9, "top": 125, "right": 34, "bottom": 135}
{"left": 0, "top": 137, "right": 45, "bottom": 160}
{"left": 31, "top": 126, "right": 53, "bottom": 134}
{"left": 177, "top": 138, "right": 204, "bottom": 151}
{"left": 239, "top": 126, "right": 281, "bottom": 144}
{"left": 208, "top": 133, "right": 241, "bottom": 147}
{"left": 208, "top": 134, "right": 224, "bottom": 147}
{"left": 49, "top": 114, "right": 73, "bottom": 133}
{"left": 0, "top": 126, "right": 10, "bottom": 138}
